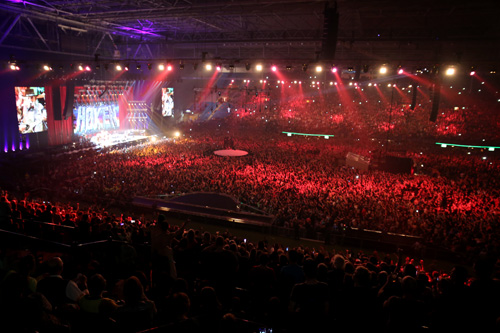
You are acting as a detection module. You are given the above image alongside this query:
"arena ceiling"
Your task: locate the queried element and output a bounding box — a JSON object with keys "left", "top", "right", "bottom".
{"left": 1, "top": 0, "right": 499, "bottom": 70}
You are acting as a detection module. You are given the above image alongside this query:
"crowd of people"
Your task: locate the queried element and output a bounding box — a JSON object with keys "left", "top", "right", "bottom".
{"left": 1, "top": 208, "right": 500, "bottom": 332}
{"left": 1, "top": 77, "right": 500, "bottom": 331}
{"left": 8, "top": 125, "right": 498, "bottom": 259}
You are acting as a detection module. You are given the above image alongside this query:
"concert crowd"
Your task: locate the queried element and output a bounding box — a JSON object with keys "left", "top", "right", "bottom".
{"left": 1, "top": 82, "right": 500, "bottom": 332}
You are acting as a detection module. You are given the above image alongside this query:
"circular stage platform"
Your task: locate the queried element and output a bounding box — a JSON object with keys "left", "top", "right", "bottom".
{"left": 214, "top": 149, "right": 248, "bottom": 157}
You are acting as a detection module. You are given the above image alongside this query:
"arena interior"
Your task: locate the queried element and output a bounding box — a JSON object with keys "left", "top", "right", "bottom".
{"left": 1, "top": 1, "right": 500, "bottom": 332}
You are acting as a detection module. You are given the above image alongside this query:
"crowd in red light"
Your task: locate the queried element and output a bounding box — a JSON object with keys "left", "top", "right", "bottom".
{"left": 1, "top": 82, "right": 500, "bottom": 332}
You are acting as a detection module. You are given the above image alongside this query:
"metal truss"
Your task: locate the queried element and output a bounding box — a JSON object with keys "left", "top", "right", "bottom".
{"left": 0, "top": 0, "right": 499, "bottom": 67}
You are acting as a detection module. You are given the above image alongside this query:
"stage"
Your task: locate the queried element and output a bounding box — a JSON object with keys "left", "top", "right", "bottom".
{"left": 214, "top": 149, "right": 249, "bottom": 157}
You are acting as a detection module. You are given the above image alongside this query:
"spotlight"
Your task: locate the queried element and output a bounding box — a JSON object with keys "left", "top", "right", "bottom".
{"left": 315, "top": 65, "right": 323, "bottom": 73}
{"left": 167, "top": 64, "right": 173, "bottom": 71}
{"left": 174, "top": 131, "right": 181, "bottom": 138}
{"left": 490, "top": 69, "right": 496, "bottom": 74}
{"left": 256, "top": 64, "right": 263, "bottom": 71}
{"left": 158, "top": 64, "right": 165, "bottom": 71}
{"left": 286, "top": 65, "right": 292, "bottom": 71}
{"left": 10, "top": 63, "right": 19, "bottom": 70}
{"left": 245, "top": 63, "right": 251, "bottom": 71}
{"left": 216, "top": 64, "right": 221, "bottom": 71}
{"left": 470, "top": 70, "right": 476, "bottom": 76}
{"left": 116, "top": 64, "right": 122, "bottom": 71}
{"left": 147, "top": 63, "right": 152, "bottom": 70}
{"left": 136, "top": 64, "right": 141, "bottom": 70}
{"left": 179, "top": 63, "right": 185, "bottom": 70}
{"left": 78, "top": 65, "right": 84, "bottom": 71}
{"left": 271, "top": 65, "right": 277, "bottom": 72}
{"left": 95, "top": 64, "right": 101, "bottom": 70}
{"left": 379, "top": 65, "right": 387, "bottom": 74}
{"left": 205, "top": 63, "right": 212, "bottom": 71}
{"left": 331, "top": 66, "right": 337, "bottom": 73}
{"left": 347, "top": 67, "right": 354, "bottom": 72}
{"left": 445, "top": 67, "right": 455, "bottom": 76}
{"left": 398, "top": 68, "right": 404, "bottom": 75}
{"left": 124, "top": 64, "right": 129, "bottom": 71}
{"left": 228, "top": 64, "right": 234, "bottom": 71}
{"left": 302, "top": 64, "right": 308, "bottom": 72}
{"left": 43, "top": 65, "right": 52, "bottom": 71}
{"left": 85, "top": 65, "right": 91, "bottom": 72}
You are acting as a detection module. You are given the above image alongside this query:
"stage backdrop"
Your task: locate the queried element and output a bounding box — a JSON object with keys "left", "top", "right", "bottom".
{"left": 45, "top": 85, "right": 73, "bottom": 146}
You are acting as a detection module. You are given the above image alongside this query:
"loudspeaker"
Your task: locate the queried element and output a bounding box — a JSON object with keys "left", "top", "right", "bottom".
{"left": 410, "top": 86, "right": 417, "bottom": 110}
{"left": 321, "top": 3, "right": 339, "bottom": 60}
{"left": 429, "top": 83, "right": 440, "bottom": 122}
{"left": 52, "top": 87, "right": 62, "bottom": 120}
{"left": 63, "top": 83, "right": 75, "bottom": 120}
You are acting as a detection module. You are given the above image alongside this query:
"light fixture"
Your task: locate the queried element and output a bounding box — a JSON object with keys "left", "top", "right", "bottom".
{"left": 158, "top": 64, "right": 165, "bottom": 71}
{"left": 245, "top": 63, "right": 251, "bottom": 71}
{"left": 286, "top": 65, "right": 292, "bottom": 71}
{"left": 78, "top": 65, "right": 84, "bottom": 71}
{"left": 271, "top": 65, "right": 277, "bottom": 72}
{"left": 167, "top": 64, "right": 173, "bottom": 71}
{"left": 331, "top": 66, "right": 337, "bottom": 73}
{"left": 43, "top": 65, "right": 52, "bottom": 71}
{"left": 315, "top": 65, "right": 323, "bottom": 73}
{"left": 116, "top": 64, "right": 122, "bottom": 71}
{"left": 445, "top": 67, "right": 455, "bottom": 76}
{"left": 205, "top": 63, "right": 212, "bottom": 71}
{"left": 256, "top": 64, "right": 263, "bottom": 71}
{"left": 379, "top": 65, "right": 388, "bottom": 74}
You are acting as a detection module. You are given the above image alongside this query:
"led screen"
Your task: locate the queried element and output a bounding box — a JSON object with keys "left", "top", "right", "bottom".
{"left": 16, "top": 87, "right": 47, "bottom": 134}
{"left": 73, "top": 102, "right": 120, "bottom": 135}
{"left": 161, "top": 87, "right": 174, "bottom": 117}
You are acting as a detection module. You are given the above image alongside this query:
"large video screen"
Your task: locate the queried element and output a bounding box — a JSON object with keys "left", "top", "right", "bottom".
{"left": 73, "top": 102, "right": 120, "bottom": 135}
{"left": 16, "top": 87, "right": 47, "bottom": 134}
{"left": 161, "top": 87, "right": 174, "bottom": 117}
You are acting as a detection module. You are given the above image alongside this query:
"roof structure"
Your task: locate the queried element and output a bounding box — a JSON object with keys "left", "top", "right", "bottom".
{"left": 1, "top": 0, "right": 499, "bottom": 69}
